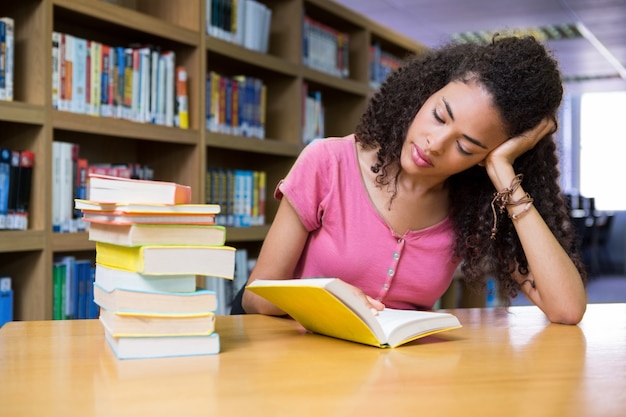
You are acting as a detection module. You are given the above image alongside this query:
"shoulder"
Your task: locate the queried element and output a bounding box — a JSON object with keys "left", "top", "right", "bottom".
{"left": 298, "top": 134, "right": 356, "bottom": 164}
{"left": 304, "top": 134, "right": 355, "bottom": 153}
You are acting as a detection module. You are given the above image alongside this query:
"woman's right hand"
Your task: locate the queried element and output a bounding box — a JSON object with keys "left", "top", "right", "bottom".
{"left": 342, "top": 280, "right": 385, "bottom": 315}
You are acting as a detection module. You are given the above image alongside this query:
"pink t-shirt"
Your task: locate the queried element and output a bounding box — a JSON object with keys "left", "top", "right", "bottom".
{"left": 276, "top": 135, "right": 460, "bottom": 310}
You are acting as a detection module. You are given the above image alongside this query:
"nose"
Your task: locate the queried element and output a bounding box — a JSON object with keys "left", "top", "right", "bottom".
{"left": 426, "top": 132, "right": 448, "bottom": 155}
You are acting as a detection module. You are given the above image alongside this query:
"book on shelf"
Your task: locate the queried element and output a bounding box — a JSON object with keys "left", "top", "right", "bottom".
{"left": 52, "top": 31, "right": 182, "bottom": 126}
{"left": 87, "top": 174, "right": 191, "bottom": 204}
{"left": 95, "top": 242, "right": 236, "bottom": 277}
{"left": 301, "top": 82, "right": 324, "bottom": 145}
{"left": 0, "top": 147, "right": 30, "bottom": 230}
{"left": 0, "top": 276, "right": 13, "bottom": 327}
{"left": 0, "top": 148, "right": 11, "bottom": 228}
{"left": 52, "top": 141, "right": 77, "bottom": 233}
{"left": 72, "top": 36, "right": 88, "bottom": 114}
{"left": 205, "top": 73, "right": 266, "bottom": 139}
{"left": 52, "top": 256, "right": 97, "bottom": 320}
{"left": 94, "top": 264, "right": 198, "bottom": 293}
{"left": 205, "top": 168, "right": 266, "bottom": 227}
{"left": 99, "top": 307, "right": 216, "bottom": 337}
{"left": 93, "top": 283, "right": 218, "bottom": 314}
{"left": 0, "top": 17, "right": 14, "bottom": 101}
{"left": 87, "top": 221, "right": 226, "bottom": 247}
{"left": 13, "top": 150, "right": 34, "bottom": 230}
{"left": 104, "top": 328, "right": 220, "bottom": 359}
{"left": 302, "top": 15, "right": 350, "bottom": 78}
{"left": 175, "top": 66, "right": 189, "bottom": 129}
{"left": 206, "top": 0, "right": 271, "bottom": 54}
{"left": 246, "top": 278, "right": 462, "bottom": 348}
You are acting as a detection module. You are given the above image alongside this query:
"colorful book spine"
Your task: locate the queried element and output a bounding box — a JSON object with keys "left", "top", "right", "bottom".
{"left": 0, "top": 17, "right": 14, "bottom": 101}
{"left": 0, "top": 147, "right": 10, "bottom": 229}
{"left": 52, "top": 32, "right": 61, "bottom": 109}
{"left": 175, "top": 66, "right": 189, "bottom": 129}
{"left": 14, "top": 150, "right": 34, "bottom": 230}
{"left": 0, "top": 276, "right": 12, "bottom": 327}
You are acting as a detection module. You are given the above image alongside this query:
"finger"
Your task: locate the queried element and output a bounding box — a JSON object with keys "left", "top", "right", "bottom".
{"left": 366, "top": 295, "right": 385, "bottom": 315}
{"left": 534, "top": 117, "right": 555, "bottom": 139}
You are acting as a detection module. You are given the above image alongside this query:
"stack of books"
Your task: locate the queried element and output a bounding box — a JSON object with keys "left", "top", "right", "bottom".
{"left": 76, "top": 174, "right": 236, "bottom": 359}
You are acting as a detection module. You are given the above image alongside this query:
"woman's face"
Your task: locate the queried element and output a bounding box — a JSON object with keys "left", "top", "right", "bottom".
{"left": 401, "top": 80, "right": 508, "bottom": 180}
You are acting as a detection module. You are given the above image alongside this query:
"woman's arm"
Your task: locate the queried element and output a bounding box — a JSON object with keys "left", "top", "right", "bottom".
{"left": 484, "top": 118, "right": 587, "bottom": 324}
{"left": 241, "top": 197, "right": 310, "bottom": 315}
{"left": 241, "top": 189, "right": 386, "bottom": 316}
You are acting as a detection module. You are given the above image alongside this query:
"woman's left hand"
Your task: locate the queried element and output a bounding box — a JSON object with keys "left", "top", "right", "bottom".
{"left": 484, "top": 117, "right": 556, "bottom": 167}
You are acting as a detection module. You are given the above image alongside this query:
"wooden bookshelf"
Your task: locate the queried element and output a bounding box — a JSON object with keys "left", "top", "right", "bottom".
{"left": 0, "top": 0, "right": 425, "bottom": 321}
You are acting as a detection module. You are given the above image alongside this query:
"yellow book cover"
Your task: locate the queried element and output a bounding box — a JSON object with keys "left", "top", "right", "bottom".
{"left": 246, "top": 278, "right": 462, "bottom": 348}
{"left": 95, "top": 242, "right": 236, "bottom": 278}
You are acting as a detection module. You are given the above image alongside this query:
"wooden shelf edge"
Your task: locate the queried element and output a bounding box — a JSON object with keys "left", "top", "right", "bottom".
{"left": 52, "top": 111, "right": 200, "bottom": 145}
{"left": 207, "top": 133, "right": 303, "bottom": 157}
{"left": 52, "top": 0, "right": 199, "bottom": 46}
{"left": 225, "top": 225, "right": 270, "bottom": 242}
{"left": 301, "top": 67, "right": 369, "bottom": 96}
{"left": 51, "top": 232, "right": 96, "bottom": 252}
{"left": 206, "top": 37, "right": 299, "bottom": 77}
{"left": 0, "top": 230, "right": 46, "bottom": 253}
{"left": 0, "top": 102, "right": 45, "bottom": 125}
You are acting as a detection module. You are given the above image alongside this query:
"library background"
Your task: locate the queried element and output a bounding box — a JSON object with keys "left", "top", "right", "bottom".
{"left": 0, "top": 0, "right": 624, "bottom": 326}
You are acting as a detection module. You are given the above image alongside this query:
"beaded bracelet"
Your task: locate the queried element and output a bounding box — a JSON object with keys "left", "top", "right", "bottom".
{"left": 508, "top": 194, "right": 534, "bottom": 220}
{"left": 490, "top": 174, "right": 531, "bottom": 239}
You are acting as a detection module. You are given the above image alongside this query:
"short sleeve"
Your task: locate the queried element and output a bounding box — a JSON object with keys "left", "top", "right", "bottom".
{"left": 274, "top": 139, "right": 337, "bottom": 231}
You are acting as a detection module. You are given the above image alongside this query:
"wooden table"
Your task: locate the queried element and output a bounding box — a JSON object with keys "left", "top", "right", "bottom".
{"left": 1, "top": 304, "right": 625, "bottom": 417}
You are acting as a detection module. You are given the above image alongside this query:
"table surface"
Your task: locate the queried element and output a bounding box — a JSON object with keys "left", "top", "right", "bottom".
{"left": 1, "top": 304, "right": 625, "bottom": 417}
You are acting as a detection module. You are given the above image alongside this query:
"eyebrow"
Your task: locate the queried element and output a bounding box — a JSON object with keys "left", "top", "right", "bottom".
{"left": 442, "top": 97, "right": 489, "bottom": 149}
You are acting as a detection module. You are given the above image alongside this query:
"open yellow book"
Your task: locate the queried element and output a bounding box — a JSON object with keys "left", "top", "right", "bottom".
{"left": 246, "top": 278, "right": 462, "bottom": 348}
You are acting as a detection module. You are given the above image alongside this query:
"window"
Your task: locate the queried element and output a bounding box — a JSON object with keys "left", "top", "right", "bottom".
{"left": 579, "top": 91, "right": 626, "bottom": 211}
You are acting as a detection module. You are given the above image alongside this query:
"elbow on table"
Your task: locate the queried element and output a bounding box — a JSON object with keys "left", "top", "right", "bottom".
{"left": 546, "top": 303, "right": 587, "bottom": 325}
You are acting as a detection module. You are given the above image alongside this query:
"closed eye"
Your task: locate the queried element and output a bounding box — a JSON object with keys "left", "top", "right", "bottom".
{"left": 456, "top": 140, "right": 472, "bottom": 156}
{"left": 432, "top": 108, "right": 444, "bottom": 123}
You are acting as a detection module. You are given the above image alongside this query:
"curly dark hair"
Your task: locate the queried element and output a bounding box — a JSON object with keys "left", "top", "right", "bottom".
{"left": 354, "top": 35, "right": 587, "bottom": 304}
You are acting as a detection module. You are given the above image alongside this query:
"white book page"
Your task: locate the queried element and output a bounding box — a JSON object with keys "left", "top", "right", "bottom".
{"left": 376, "top": 309, "right": 458, "bottom": 347}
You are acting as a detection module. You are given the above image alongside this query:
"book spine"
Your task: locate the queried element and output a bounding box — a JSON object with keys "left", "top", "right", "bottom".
{"left": 15, "top": 150, "right": 34, "bottom": 231}
{"left": 85, "top": 40, "right": 92, "bottom": 115}
{"left": 0, "top": 20, "right": 5, "bottom": 101}
{"left": 138, "top": 47, "right": 151, "bottom": 123}
{"left": 175, "top": 66, "right": 189, "bottom": 129}
{"left": 0, "top": 276, "right": 12, "bottom": 327}
{"left": 131, "top": 48, "right": 140, "bottom": 122}
{"left": 149, "top": 47, "right": 159, "bottom": 124}
{"left": 0, "top": 17, "right": 14, "bottom": 101}
{"left": 123, "top": 47, "right": 133, "bottom": 120}
{"left": 91, "top": 41, "right": 102, "bottom": 116}
{"left": 0, "top": 148, "right": 10, "bottom": 229}
{"left": 5, "top": 150, "right": 19, "bottom": 230}
{"left": 52, "top": 32, "right": 60, "bottom": 109}
{"left": 100, "top": 44, "right": 111, "bottom": 117}
{"left": 115, "top": 46, "right": 125, "bottom": 118}
{"left": 156, "top": 51, "right": 166, "bottom": 125}
{"left": 71, "top": 37, "right": 87, "bottom": 114}
{"left": 64, "top": 34, "right": 75, "bottom": 112}
{"left": 59, "top": 33, "right": 68, "bottom": 111}
{"left": 163, "top": 50, "right": 175, "bottom": 127}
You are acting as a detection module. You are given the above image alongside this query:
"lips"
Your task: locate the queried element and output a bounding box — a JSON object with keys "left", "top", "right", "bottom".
{"left": 412, "top": 144, "right": 433, "bottom": 167}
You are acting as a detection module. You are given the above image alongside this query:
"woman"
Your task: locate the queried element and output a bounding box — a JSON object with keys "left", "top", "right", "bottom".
{"left": 241, "top": 35, "right": 587, "bottom": 324}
